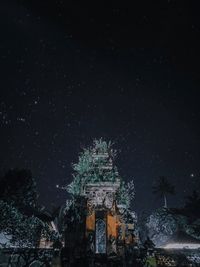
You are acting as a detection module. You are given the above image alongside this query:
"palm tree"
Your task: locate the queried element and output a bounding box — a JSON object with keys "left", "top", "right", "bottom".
{"left": 153, "top": 176, "right": 175, "bottom": 208}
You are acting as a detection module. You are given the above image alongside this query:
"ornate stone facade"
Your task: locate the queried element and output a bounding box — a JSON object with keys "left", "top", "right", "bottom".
{"left": 85, "top": 181, "right": 137, "bottom": 256}
{"left": 64, "top": 139, "right": 138, "bottom": 260}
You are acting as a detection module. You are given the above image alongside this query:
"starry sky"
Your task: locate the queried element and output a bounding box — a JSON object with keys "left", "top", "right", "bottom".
{"left": 1, "top": 0, "right": 200, "bottom": 214}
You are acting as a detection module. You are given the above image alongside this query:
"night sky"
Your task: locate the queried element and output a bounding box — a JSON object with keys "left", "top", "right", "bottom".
{"left": 1, "top": 1, "right": 200, "bottom": 215}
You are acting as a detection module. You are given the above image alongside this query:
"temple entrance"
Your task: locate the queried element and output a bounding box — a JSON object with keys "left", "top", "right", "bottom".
{"left": 95, "top": 219, "right": 106, "bottom": 254}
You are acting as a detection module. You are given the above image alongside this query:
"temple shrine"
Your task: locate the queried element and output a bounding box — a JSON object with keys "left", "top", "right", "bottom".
{"left": 64, "top": 139, "right": 138, "bottom": 261}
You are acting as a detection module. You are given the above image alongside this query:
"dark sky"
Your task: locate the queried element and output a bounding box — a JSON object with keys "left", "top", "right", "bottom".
{"left": 1, "top": 0, "right": 200, "bottom": 215}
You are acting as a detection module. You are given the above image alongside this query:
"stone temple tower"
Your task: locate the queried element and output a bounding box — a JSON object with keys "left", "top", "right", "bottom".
{"left": 64, "top": 139, "right": 137, "bottom": 259}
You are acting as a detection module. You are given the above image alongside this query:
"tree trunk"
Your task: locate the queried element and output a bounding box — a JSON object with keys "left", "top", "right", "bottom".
{"left": 164, "top": 194, "right": 167, "bottom": 208}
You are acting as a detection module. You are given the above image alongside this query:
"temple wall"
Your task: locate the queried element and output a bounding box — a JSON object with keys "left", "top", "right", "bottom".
{"left": 86, "top": 211, "right": 95, "bottom": 233}
{"left": 107, "top": 213, "right": 117, "bottom": 238}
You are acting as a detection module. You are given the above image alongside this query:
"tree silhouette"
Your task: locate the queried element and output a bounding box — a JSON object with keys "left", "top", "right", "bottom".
{"left": 184, "top": 190, "right": 200, "bottom": 218}
{"left": 143, "top": 236, "right": 155, "bottom": 250}
{"left": 152, "top": 176, "right": 175, "bottom": 208}
{"left": 0, "top": 169, "right": 38, "bottom": 210}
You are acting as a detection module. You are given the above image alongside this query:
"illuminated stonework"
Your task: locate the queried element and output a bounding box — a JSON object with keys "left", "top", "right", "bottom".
{"left": 64, "top": 139, "right": 137, "bottom": 257}
{"left": 85, "top": 181, "right": 120, "bottom": 209}
{"left": 85, "top": 181, "right": 137, "bottom": 255}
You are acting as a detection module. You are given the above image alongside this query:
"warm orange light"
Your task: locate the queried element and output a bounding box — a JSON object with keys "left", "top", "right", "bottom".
{"left": 86, "top": 211, "right": 95, "bottom": 232}
{"left": 107, "top": 214, "right": 117, "bottom": 238}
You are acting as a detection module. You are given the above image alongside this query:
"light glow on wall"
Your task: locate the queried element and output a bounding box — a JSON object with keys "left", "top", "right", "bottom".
{"left": 164, "top": 243, "right": 200, "bottom": 249}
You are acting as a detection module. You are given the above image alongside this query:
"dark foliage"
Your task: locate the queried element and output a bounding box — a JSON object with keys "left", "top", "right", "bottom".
{"left": 0, "top": 169, "right": 56, "bottom": 251}
{"left": 184, "top": 190, "right": 200, "bottom": 219}
{"left": 0, "top": 169, "right": 38, "bottom": 210}
{"left": 143, "top": 236, "right": 155, "bottom": 250}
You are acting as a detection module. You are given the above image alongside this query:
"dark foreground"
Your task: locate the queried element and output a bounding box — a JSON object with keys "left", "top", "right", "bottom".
{"left": 0, "top": 248, "right": 200, "bottom": 266}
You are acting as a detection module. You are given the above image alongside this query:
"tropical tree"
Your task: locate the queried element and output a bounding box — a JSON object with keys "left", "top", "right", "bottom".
{"left": 0, "top": 199, "right": 55, "bottom": 265}
{"left": 0, "top": 169, "right": 57, "bottom": 266}
{"left": 152, "top": 176, "right": 175, "bottom": 208}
